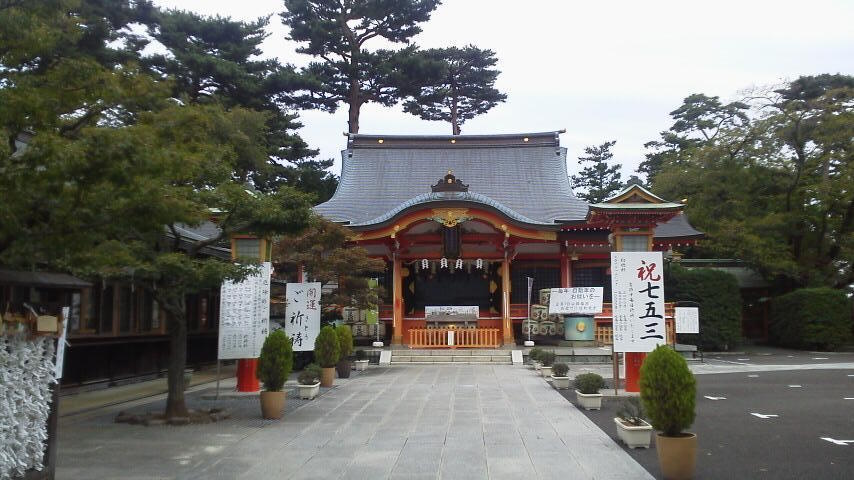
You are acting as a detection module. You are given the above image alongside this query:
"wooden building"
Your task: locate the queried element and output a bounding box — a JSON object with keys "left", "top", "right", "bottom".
{"left": 314, "top": 131, "right": 703, "bottom": 347}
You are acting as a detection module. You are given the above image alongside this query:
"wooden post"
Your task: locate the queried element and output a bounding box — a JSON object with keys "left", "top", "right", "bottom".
{"left": 501, "top": 257, "right": 514, "bottom": 345}
{"left": 560, "top": 243, "right": 571, "bottom": 288}
{"left": 392, "top": 255, "right": 403, "bottom": 345}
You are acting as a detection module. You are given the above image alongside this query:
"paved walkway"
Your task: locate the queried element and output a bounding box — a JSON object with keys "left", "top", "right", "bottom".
{"left": 58, "top": 364, "right": 651, "bottom": 480}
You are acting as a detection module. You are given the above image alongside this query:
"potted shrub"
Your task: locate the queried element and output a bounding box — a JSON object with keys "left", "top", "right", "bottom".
{"left": 297, "top": 363, "right": 322, "bottom": 400}
{"left": 550, "top": 362, "right": 570, "bottom": 389}
{"left": 335, "top": 324, "right": 354, "bottom": 379}
{"left": 256, "top": 330, "right": 293, "bottom": 419}
{"left": 574, "top": 372, "right": 605, "bottom": 410}
{"left": 314, "top": 326, "right": 340, "bottom": 387}
{"left": 529, "top": 347, "right": 543, "bottom": 370}
{"left": 640, "top": 345, "right": 698, "bottom": 480}
{"left": 539, "top": 351, "right": 556, "bottom": 378}
{"left": 614, "top": 397, "right": 653, "bottom": 449}
{"left": 354, "top": 349, "right": 369, "bottom": 371}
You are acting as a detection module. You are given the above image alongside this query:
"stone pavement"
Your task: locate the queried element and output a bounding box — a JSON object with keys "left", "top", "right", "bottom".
{"left": 58, "top": 364, "right": 652, "bottom": 480}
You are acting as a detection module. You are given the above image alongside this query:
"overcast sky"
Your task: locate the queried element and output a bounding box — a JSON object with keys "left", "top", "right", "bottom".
{"left": 154, "top": 0, "right": 853, "bottom": 179}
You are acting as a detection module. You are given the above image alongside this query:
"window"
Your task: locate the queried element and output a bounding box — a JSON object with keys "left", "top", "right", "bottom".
{"left": 234, "top": 238, "right": 261, "bottom": 260}
{"left": 511, "top": 263, "right": 561, "bottom": 304}
{"left": 621, "top": 235, "right": 649, "bottom": 252}
{"left": 573, "top": 267, "right": 612, "bottom": 302}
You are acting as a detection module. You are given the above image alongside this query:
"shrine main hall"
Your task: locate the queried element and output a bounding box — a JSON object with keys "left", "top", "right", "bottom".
{"left": 314, "top": 131, "right": 701, "bottom": 347}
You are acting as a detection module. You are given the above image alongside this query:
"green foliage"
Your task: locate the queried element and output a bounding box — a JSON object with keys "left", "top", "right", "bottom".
{"left": 314, "top": 326, "right": 340, "bottom": 367}
{"left": 616, "top": 397, "right": 647, "bottom": 426}
{"left": 335, "top": 324, "right": 354, "bottom": 359}
{"left": 281, "top": 0, "right": 442, "bottom": 133}
{"left": 639, "top": 345, "right": 696, "bottom": 437}
{"left": 298, "top": 363, "right": 322, "bottom": 385}
{"left": 666, "top": 265, "right": 742, "bottom": 350}
{"left": 402, "top": 45, "right": 506, "bottom": 135}
{"left": 646, "top": 77, "right": 854, "bottom": 291}
{"left": 570, "top": 141, "right": 623, "bottom": 203}
{"left": 528, "top": 347, "right": 544, "bottom": 362}
{"left": 539, "top": 351, "right": 556, "bottom": 367}
{"left": 573, "top": 373, "right": 605, "bottom": 394}
{"left": 551, "top": 362, "right": 569, "bottom": 377}
{"left": 256, "top": 330, "right": 294, "bottom": 392}
{"left": 769, "top": 288, "right": 853, "bottom": 350}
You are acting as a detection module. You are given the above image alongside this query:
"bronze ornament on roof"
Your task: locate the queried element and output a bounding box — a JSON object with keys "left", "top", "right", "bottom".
{"left": 431, "top": 170, "right": 469, "bottom": 192}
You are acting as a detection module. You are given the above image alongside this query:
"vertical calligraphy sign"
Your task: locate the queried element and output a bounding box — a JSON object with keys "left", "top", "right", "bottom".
{"left": 218, "top": 262, "right": 271, "bottom": 359}
{"left": 610, "top": 252, "right": 666, "bottom": 352}
{"left": 285, "top": 282, "right": 321, "bottom": 351}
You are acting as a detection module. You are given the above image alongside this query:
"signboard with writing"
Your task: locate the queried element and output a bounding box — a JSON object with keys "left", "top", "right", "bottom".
{"left": 611, "top": 252, "right": 666, "bottom": 352}
{"left": 284, "top": 282, "right": 321, "bottom": 351}
{"left": 218, "top": 262, "right": 272, "bottom": 359}
{"left": 549, "top": 287, "right": 604, "bottom": 314}
{"left": 424, "top": 305, "right": 479, "bottom": 318}
{"left": 675, "top": 307, "right": 700, "bottom": 334}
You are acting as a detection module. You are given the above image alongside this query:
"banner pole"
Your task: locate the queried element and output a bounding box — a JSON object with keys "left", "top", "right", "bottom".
{"left": 612, "top": 344, "right": 619, "bottom": 395}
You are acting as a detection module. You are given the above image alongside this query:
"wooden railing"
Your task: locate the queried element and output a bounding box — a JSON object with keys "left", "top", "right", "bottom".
{"left": 408, "top": 327, "right": 501, "bottom": 348}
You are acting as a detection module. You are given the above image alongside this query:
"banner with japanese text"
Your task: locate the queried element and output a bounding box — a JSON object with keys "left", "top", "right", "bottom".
{"left": 611, "top": 252, "right": 666, "bottom": 352}
{"left": 548, "top": 287, "right": 604, "bottom": 314}
{"left": 285, "top": 282, "right": 321, "bottom": 351}
{"left": 218, "top": 262, "right": 272, "bottom": 359}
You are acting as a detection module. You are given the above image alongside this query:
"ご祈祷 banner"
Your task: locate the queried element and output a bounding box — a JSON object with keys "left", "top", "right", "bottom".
{"left": 284, "top": 282, "right": 321, "bottom": 351}
{"left": 610, "top": 252, "right": 666, "bottom": 352}
{"left": 548, "top": 287, "right": 604, "bottom": 315}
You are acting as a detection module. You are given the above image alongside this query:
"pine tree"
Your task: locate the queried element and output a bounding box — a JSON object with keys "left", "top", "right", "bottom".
{"left": 403, "top": 46, "right": 506, "bottom": 135}
{"left": 570, "top": 141, "right": 623, "bottom": 203}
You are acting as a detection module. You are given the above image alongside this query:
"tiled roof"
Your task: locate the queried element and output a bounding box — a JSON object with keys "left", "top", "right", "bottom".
{"left": 314, "top": 132, "right": 589, "bottom": 227}
{"left": 653, "top": 213, "right": 703, "bottom": 238}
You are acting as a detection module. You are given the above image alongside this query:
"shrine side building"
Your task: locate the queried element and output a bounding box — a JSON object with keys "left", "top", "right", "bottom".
{"left": 315, "top": 131, "right": 702, "bottom": 347}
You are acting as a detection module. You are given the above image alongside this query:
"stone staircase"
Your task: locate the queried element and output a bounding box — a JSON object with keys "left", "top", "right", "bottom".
{"left": 390, "top": 349, "right": 513, "bottom": 364}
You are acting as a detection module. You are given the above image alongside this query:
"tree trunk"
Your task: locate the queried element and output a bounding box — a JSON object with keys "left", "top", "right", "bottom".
{"left": 451, "top": 86, "right": 460, "bottom": 135}
{"left": 348, "top": 79, "right": 361, "bottom": 134}
{"left": 163, "top": 296, "right": 189, "bottom": 419}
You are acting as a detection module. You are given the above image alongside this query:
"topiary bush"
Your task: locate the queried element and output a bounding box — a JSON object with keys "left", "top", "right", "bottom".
{"left": 314, "top": 326, "right": 340, "bottom": 367}
{"left": 666, "top": 265, "right": 742, "bottom": 350}
{"left": 639, "top": 345, "right": 696, "bottom": 437}
{"left": 298, "top": 363, "right": 322, "bottom": 385}
{"left": 335, "top": 324, "right": 354, "bottom": 360}
{"left": 529, "top": 347, "right": 544, "bottom": 362}
{"left": 256, "top": 330, "right": 293, "bottom": 392}
{"left": 769, "top": 288, "right": 853, "bottom": 350}
{"left": 574, "top": 372, "right": 605, "bottom": 394}
{"left": 552, "top": 362, "right": 569, "bottom": 377}
{"left": 539, "top": 351, "right": 556, "bottom": 367}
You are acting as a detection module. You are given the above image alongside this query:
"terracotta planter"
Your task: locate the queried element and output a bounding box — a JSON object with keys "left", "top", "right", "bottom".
{"left": 575, "top": 390, "right": 603, "bottom": 410}
{"left": 656, "top": 432, "right": 697, "bottom": 480}
{"left": 354, "top": 359, "right": 369, "bottom": 371}
{"left": 614, "top": 418, "right": 653, "bottom": 449}
{"left": 259, "top": 390, "right": 286, "bottom": 419}
{"left": 336, "top": 360, "right": 352, "bottom": 378}
{"left": 320, "top": 367, "right": 335, "bottom": 387}
{"left": 297, "top": 382, "right": 320, "bottom": 400}
{"left": 551, "top": 375, "right": 571, "bottom": 389}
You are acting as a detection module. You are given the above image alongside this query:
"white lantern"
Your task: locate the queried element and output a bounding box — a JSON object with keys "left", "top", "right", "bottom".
{"left": 476, "top": 258, "right": 483, "bottom": 269}
{"left": 440, "top": 257, "right": 448, "bottom": 269}
{"left": 422, "top": 258, "right": 429, "bottom": 269}
{"left": 455, "top": 258, "right": 463, "bottom": 269}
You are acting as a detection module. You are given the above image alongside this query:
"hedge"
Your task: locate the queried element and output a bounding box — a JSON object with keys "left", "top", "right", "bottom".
{"left": 769, "top": 288, "right": 852, "bottom": 350}
{"left": 666, "top": 265, "right": 742, "bottom": 350}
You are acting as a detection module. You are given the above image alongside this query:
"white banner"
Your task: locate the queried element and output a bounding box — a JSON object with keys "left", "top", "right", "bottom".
{"left": 675, "top": 307, "right": 700, "bottom": 334}
{"left": 55, "top": 306, "right": 70, "bottom": 379}
{"left": 218, "top": 262, "right": 272, "bottom": 359}
{"left": 611, "top": 252, "right": 666, "bottom": 352}
{"left": 284, "top": 282, "right": 321, "bottom": 351}
{"left": 425, "top": 305, "right": 479, "bottom": 317}
{"left": 549, "top": 287, "right": 604, "bottom": 314}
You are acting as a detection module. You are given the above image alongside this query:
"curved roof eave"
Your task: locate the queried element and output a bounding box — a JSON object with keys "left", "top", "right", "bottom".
{"left": 346, "top": 191, "right": 560, "bottom": 230}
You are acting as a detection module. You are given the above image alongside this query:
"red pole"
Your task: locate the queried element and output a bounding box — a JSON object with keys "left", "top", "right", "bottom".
{"left": 624, "top": 352, "right": 646, "bottom": 392}
{"left": 236, "top": 358, "right": 260, "bottom": 392}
